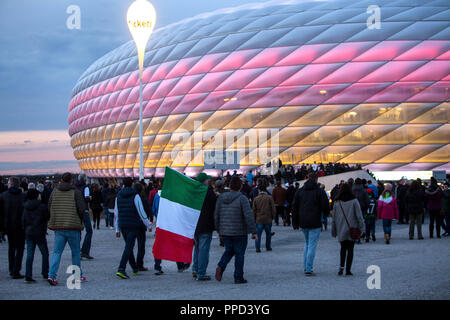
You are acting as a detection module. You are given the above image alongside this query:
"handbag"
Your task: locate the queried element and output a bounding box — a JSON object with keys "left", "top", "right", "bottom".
{"left": 338, "top": 201, "right": 361, "bottom": 240}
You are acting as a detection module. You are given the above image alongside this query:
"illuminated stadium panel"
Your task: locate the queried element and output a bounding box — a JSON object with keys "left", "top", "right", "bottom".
{"left": 68, "top": 0, "right": 450, "bottom": 177}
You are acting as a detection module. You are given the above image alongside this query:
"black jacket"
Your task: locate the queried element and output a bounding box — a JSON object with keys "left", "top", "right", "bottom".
{"left": 352, "top": 184, "right": 370, "bottom": 213}
{"left": 405, "top": 188, "right": 425, "bottom": 215}
{"left": 195, "top": 186, "right": 217, "bottom": 235}
{"left": 0, "top": 188, "right": 24, "bottom": 233}
{"left": 396, "top": 184, "right": 408, "bottom": 208}
{"left": 286, "top": 185, "right": 296, "bottom": 206}
{"left": 23, "top": 199, "right": 49, "bottom": 239}
{"left": 292, "top": 180, "right": 330, "bottom": 229}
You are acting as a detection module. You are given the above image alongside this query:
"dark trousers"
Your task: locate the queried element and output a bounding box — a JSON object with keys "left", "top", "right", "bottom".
{"left": 218, "top": 235, "right": 248, "bottom": 281}
{"left": 398, "top": 205, "right": 408, "bottom": 224}
{"left": 275, "top": 206, "right": 284, "bottom": 225}
{"left": 364, "top": 217, "right": 376, "bottom": 237}
{"left": 284, "top": 205, "right": 292, "bottom": 225}
{"left": 92, "top": 208, "right": 102, "bottom": 229}
{"left": 340, "top": 240, "right": 355, "bottom": 272}
{"left": 7, "top": 231, "right": 25, "bottom": 276}
{"left": 444, "top": 212, "right": 450, "bottom": 233}
{"left": 137, "top": 228, "right": 146, "bottom": 268}
{"left": 118, "top": 227, "right": 138, "bottom": 273}
{"left": 409, "top": 213, "right": 423, "bottom": 239}
{"left": 429, "top": 209, "right": 443, "bottom": 237}
{"left": 154, "top": 259, "right": 188, "bottom": 271}
{"left": 81, "top": 211, "right": 93, "bottom": 255}
{"left": 25, "top": 236, "right": 49, "bottom": 279}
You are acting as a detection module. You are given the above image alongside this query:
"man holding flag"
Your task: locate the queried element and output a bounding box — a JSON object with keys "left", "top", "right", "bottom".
{"left": 152, "top": 167, "right": 208, "bottom": 270}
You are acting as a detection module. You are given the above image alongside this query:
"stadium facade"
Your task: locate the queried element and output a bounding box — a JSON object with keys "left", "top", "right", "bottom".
{"left": 68, "top": 0, "right": 450, "bottom": 177}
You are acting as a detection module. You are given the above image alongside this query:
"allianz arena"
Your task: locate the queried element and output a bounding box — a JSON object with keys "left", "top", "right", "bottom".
{"left": 68, "top": 0, "right": 450, "bottom": 178}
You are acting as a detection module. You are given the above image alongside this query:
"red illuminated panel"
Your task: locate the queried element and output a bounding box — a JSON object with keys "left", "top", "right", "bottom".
{"left": 117, "top": 104, "right": 134, "bottom": 122}
{"left": 185, "top": 52, "right": 229, "bottom": 76}
{"left": 107, "top": 91, "right": 121, "bottom": 109}
{"left": 100, "top": 108, "right": 112, "bottom": 126}
{"left": 154, "top": 95, "right": 184, "bottom": 116}
{"left": 142, "top": 65, "right": 157, "bottom": 83}
{"left": 151, "top": 78, "right": 181, "bottom": 100}
{"left": 313, "top": 42, "right": 377, "bottom": 64}
{"left": 105, "top": 76, "right": 119, "bottom": 95}
{"left": 142, "top": 99, "right": 164, "bottom": 118}
{"left": 436, "top": 50, "right": 450, "bottom": 60}
{"left": 281, "top": 64, "right": 343, "bottom": 86}
{"left": 216, "top": 68, "right": 266, "bottom": 91}
{"left": 401, "top": 61, "right": 450, "bottom": 81}
{"left": 171, "top": 93, "right": 209, "bottom": 114}
{"left": 319, "top": 62, "right": 384, "bottom": 84}
{"left": 113, "top": 73, "right": 130, "bottom": 92}
{"left": 408, "top": 81, "right": 450, "bottom": 102}
{"left": 353, "top": 40, "right": 419, "bottom": 62}
{"left": 288, "top": 84, "right": 349, "bottom": 105}
{"left": 98, "top": 94, "right": 111, "bottom": 112}
{"left": 241, "top": 47, "right": 297, "bottom": 69}
{"left": 142, "top": 81, "right": 162, "bottom": 101}
{"left": 360, "top": 61, "right": 426, "bottom": 83}
{"left": 150, "top": 61, "right": 178, "bottom": 82}
{"left": 367, "top": 82, "right": 433, "bottom": 103}
{"left": 246, "top": 66, "right": 302, "bottom": 89}
{"left": 165, "top": 56, "right": 202, "bottom": 79}
{"left": 222, "top": 88, "right": 272, "bottom": 109}
{"left": 275, "top": 43, "right": 336, "bottom": 66}
{"left": 167, "top": 74, "right": 205, "bottom": 97}
{"left": 127, "top": 104, "right": 139, "bottom": 121}
{"left": 325, "top": 83, "right": 390, "bottom": 104}
{"left": 189, "top": 71, "right": 233, "bottom": 94}
{"left": 211, "top": 49, "right": 261, "bottom": 72}
{"left": 193, "top": 90, "right": 238, "bottom": 112}
{"left": 124, "top": 71, "right": 139, "bottom": 89}
{"left": 126, "top": 86, "right": 140, "bottom": 105}
{"left": 395, "top": 40, "right": 450, "bottom": 61}
{"left": 252, "top": 86, "right": 310, "bottom": 108}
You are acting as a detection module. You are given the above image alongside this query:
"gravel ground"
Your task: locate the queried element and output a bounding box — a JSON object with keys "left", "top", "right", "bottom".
{"left": 0, "top": 218, "right": 449, "bottom": 300}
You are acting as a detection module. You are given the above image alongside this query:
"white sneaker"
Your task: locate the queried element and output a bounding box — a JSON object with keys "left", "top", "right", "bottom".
{"left": 110, "top": 227, "right": 114, "bottom": 230}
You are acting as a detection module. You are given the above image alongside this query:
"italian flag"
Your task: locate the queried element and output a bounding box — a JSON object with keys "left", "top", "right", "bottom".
{"left": 152, "top": 167, "right": 208, "bottom": 263}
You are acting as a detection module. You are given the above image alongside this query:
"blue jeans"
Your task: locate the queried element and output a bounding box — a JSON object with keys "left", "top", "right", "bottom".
{"left": 81, "top": 211, "right": 92, "bottom": 255}
{"left": 218, "top": 235, "right": 248, "bottom": 281}
{"left": 255, "top": 223, "right": 272, "bottom": 250}
{"left": 383, "top": 219, "right": 392, "bottom": 236}
{"left": 25, "top": 236, "right": 49, "bottom": 279}
{"left": 49, "top": 230, "right": 82, "bottom": 279}
{"left": 302, "top": 228, "right": 321, "bottom": 273}
{"left": 192, "top": 233, "right": 212, "bottom": 279}
{"left": 118, "top": 227, "right": 138, "bottom": 273}
{"left": 103, "top": 207, "right": 110, "bottom": 227}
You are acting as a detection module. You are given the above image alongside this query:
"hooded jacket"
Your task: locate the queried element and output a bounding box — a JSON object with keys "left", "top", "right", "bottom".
{"left": 0, "top": 187, "right": 24, "bottom": 233}
{"left": 23, "top": 199, "right": 49, "bottom": 239}
{"left": 352, "top": 184, "right": 370, "bottom": 213}
{"left": 48, "top": 182, "right": 86, "bottom": 230}
{"left": 292, "top": 179, "right": 330, "bottom": 229}
{"left": 214, "top": 191, "right": 257, "bottom": 236}
{"left": 377, "top": 194, "right": 399, "bottom": 220}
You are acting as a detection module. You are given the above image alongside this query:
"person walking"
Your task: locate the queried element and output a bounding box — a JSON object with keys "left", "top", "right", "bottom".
{"left": 364, "top": 188, "right": 377, "bottom": 242}
{"left": 272, "top": 181, "right": 287, "bottom": 226}
{"left": 47, "top": 173, "right": 86, "bottom": 286}
{"left": 252, "top": 185, "right": 275, "bottom": 253}
{"left": 0, "top": 177, "right": 25, "bottom": 278}
{"left": 90, "top": 184, "right": 103, "bottom": 230}
{"left": 23, "top": 189, "right": 50, "bottom": 283}
{"left": 115, "top": 178, "right": 153, "bottom": 279}
{"left": 396, "top": 179, "right": 409, "bottom": 224}
{"left": 332, "top": 183, "right": 365, "bottom": 276}
{"left": 104, "top": 184, "right": 117, "bottom": 229}
{"left": 320, "top": 184, "right": 330, "bottom": 231}
{"left": 192, "top": 173, "right": 217, "bottom": 281}
{"left": 425, "top": 177, "right": 445, "bottom": 238}
{"left": 214, "top": 176, "right": 257, "bottom": 284}
{"left": 442, "top": 182, "right": 450, "bottom": 237}
{"left": 377, "top": 183, "right": 399, "bottom": 244}
{"left": 285, "top": 180, "right": 296, "bottom": 227}
{"left": 292, "top": 173, "right": 330, "bottom": 276}
{"left": 405, "top": 180, "right": 425, "bottom": 240}
{"left": 133, "top": 182, "right": 152, "bottom": 272}
{"left": 77, "top": 177, "right": 94, "bottom": 260}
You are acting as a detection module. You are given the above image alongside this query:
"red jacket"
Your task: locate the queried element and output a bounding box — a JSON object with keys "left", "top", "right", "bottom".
{"left": 377, "top": 196, "right": 399, "bottom": 220}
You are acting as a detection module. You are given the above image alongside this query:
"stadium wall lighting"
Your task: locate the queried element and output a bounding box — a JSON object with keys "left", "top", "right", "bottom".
{"left": 127, "top": 0, "right": 157, "bottom": 180}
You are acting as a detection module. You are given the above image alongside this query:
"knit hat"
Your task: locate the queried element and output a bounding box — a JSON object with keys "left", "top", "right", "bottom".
{"left": 196, "top": 172, "right": 212, "bottom": 183}
{"left": 384, "top": 183, "right": 393, "bottom": 191}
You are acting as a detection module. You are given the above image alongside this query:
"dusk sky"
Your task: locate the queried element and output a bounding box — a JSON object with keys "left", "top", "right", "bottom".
{"left": 0, "top": 0, "right": 269, "bottom": 174}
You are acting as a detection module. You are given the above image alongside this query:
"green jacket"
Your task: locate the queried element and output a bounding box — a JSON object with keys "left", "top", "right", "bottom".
{"left": 48, "top": 183, "right": 85, "bottom": 230}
